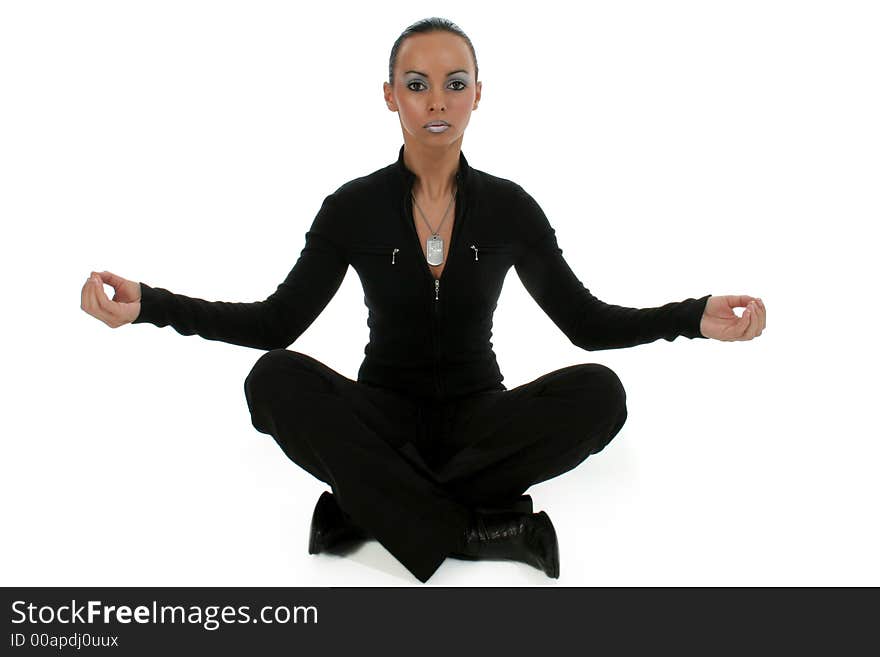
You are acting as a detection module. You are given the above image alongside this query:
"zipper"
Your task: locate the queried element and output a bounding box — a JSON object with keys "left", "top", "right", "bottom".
{"left": 433, "top": 278, "right": 441, "bottom": 396}
{"left": 351, "top": 245, "right": 400, "bottom": 265}
{"left": 402, "top": 188, "right": 441, "bottom": 397}
{"left": 469, "top": 243, "right": 511, "bottom": 260}
{"left": 400, "top": 175, "right": 467, "bottom": 399}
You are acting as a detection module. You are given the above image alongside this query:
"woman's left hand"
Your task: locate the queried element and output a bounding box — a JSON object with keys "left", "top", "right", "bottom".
{"left": 700, "top": 295, "right": 766, "bottom": 341}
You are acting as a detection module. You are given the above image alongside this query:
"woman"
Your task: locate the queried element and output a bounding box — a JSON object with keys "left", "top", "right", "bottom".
{"left": 80, "top": 17, "right": 766, "bottom": 584}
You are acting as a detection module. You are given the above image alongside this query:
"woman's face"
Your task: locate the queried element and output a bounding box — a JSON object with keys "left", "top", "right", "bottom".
{"left": 384, "top": 31, "right": 481, "bottom": 148}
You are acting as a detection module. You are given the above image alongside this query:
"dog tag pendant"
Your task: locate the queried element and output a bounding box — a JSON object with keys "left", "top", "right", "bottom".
{"left": 426, "top": 234, "right": 444, "bottom": 266}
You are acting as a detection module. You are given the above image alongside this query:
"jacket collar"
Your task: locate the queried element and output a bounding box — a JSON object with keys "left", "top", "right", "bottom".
{"left": 394, "top": 143, "right": 470, "bottom": 188}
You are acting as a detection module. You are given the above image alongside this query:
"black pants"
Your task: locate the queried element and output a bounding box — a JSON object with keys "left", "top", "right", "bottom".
{"left": 243, "top": 349, "right": 628, "bottom": 583}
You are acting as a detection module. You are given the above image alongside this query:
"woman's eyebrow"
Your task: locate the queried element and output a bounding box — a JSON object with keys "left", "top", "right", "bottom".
{"left": 404, "top": 69, "right": 469, "bottom": 77}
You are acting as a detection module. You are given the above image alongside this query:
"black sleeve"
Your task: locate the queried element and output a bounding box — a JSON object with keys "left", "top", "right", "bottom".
{"left": 131, "top": 193, "right": 348, "bottom": 351}
{"left": 512, "top": 185, "right": 711, "bottom": 350}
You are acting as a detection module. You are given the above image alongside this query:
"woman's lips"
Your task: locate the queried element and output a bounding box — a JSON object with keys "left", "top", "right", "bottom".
{"left": 426, "top": 124, "right": 450, "bottom": 133}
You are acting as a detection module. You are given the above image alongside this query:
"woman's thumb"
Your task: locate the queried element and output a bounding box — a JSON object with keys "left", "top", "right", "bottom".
{"left": 99, "top": 270, "right": 122, "bottom": 286}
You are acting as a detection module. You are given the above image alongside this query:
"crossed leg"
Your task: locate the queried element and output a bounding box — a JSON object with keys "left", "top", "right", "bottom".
{"left": 243, "top": 350, "right": 627, "bottom": 582}
{"left": 243, "top": 349, "right": 470, "bottom": 583}
{"left": 425, "top": 363, "right": 628, "bottom": 507}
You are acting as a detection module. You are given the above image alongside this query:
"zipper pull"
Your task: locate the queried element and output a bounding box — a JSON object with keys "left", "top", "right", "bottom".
{"left": 434, "top": 279, "right": 440, "bottom": 301}
{"left": 391, "top": 247, "right": 399, "bottom": 265}
{"left": 470, "top": 244, "right": 478, "bottom": 261}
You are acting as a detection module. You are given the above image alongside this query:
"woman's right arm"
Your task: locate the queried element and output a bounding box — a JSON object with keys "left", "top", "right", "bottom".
{"left": 86, "top": 193, "right": 349, "bottom": 351}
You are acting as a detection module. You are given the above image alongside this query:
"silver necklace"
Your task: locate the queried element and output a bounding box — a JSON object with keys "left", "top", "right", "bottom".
{"left": 412, "top": 186, "right": 457, "bottom": 266}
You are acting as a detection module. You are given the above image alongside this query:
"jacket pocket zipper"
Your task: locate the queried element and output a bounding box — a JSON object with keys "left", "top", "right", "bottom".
{"left": 469, "top": 243, "right": 512, "bottom": 261}
{"left": 351, "top": 245, "right": 400, "bottom": 264}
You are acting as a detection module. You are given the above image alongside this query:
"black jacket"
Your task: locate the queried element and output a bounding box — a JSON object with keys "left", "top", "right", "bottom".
{"left": 133, "top": 144, "right": 711, "bottom": 401}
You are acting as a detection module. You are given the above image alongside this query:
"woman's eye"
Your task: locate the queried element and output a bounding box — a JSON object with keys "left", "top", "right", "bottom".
{"left": 406, "top": 80, "right": 467, "bottom": 92}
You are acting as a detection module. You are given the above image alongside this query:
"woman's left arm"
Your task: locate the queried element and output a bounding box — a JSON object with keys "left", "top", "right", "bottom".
{"left": 512, "top": 185, "right": 765, "bottom": 348}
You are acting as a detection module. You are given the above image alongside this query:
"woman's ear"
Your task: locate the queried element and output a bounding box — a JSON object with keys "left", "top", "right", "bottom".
{"left": 383, "top": 81, "right": 397, "bottom": 111}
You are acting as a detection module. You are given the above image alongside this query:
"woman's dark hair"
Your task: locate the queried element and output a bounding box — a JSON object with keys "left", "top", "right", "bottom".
{"left": 388, "top": 17, "right": 479, "bottom": 86}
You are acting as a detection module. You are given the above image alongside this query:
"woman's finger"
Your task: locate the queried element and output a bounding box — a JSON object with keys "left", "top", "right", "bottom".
{"left": 745, "top": 302, "right": 760, "bottom": 340}
{"left": 94, "top": 275, "right": 122, "bottom": 321}
{"left": 731, "top": 306, "right": 750, "bottom": 340}
{"left": 757, "top": 298, "right": 766, "bottom": 333}
{"left": 80, "top": 278, "right": 94, "bottom": 315}
{"left": 91, "top": 275, "right": 108, "bottom": 306}
{"left": 737, "top": 304, "right": 754, "bottom": 341}
{"left": 82, "top": 276, "right": 100, "bottom": 319}
{"left": 747, "top": 301, "right": 761, "bottom": 340}
{"left": 100, "top": 270, "right": 124, "bottom": 289}
{"left": 90, "top": 275, "right": 116, "bottom": 324}
{"left": 727, "top": 295, "right": 756, "bottom": 312}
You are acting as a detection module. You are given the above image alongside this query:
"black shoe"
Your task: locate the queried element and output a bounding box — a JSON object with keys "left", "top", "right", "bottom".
{"left": 308, "top": 491, "right": 371, "bottom": 555}
{"left": 308, "top": 491, "right": 536, "bottom": 555}
{"left": 449, "top": 509, "right": 560, "bottom": 579}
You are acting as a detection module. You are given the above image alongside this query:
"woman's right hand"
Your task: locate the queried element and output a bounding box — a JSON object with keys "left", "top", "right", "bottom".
{"left": 81, "top": 270, "right": 142, "bottom": 328}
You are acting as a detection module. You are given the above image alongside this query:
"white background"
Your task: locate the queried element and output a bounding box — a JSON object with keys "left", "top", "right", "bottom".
{"left": 2, "top": 0, "right": 877, "bottom": 586}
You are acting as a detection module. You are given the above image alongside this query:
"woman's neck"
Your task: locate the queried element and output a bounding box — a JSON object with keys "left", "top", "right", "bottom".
{"left": 403, "top": 141, "right": 461, "bottom": 201}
